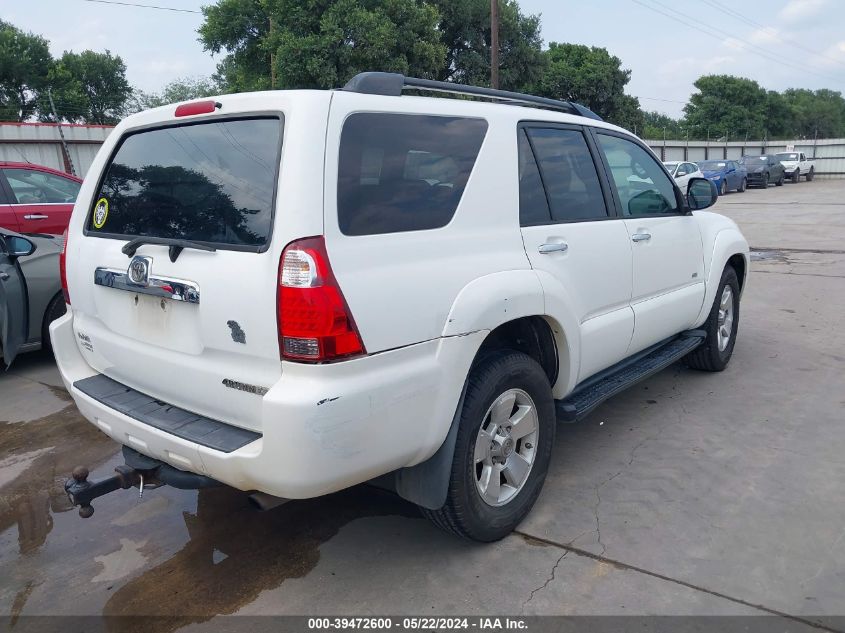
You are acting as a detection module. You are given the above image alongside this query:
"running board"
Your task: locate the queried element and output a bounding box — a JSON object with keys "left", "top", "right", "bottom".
{"left": 555, "top": 330, "right": 706, "bottom": 423}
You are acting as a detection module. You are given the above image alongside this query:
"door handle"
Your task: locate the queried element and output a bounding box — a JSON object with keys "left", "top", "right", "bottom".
{"left": 23, "top": 214, "right": 49, "bottom": 220}
{"left": 538, "top": 242, "right": 568, "bottom": 254}
{"left": 631, "top": 233, "right": 651, "bottom": 242}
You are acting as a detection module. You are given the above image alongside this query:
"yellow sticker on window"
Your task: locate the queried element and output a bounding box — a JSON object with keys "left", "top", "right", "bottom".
{"left": 93, "top": 198, "right": 109, "bottom": 229}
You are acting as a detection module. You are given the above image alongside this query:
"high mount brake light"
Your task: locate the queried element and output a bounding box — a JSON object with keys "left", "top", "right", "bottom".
{"left": 174, "top": 101, "right": 221, "bottom": 117}
{"left": 277, "top": 237, "right": 365, "bottom": 362}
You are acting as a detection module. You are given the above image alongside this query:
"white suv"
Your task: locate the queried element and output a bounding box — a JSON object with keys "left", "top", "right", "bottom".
{"left": 52, "top": 72, "right": 749, "bottom": 541}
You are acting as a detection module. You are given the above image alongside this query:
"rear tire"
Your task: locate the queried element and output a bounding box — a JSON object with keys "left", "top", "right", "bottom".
{"left": 421, "top": 350, "right": 555, "bottom": 542}
{"left": 807, "top": 167, "right": 815, "bottom": 182}
{"left": 792, "top": 169, "right": 800, "bottom": 183}
{"left": 41, "top": 294, "right": 67, "bottom": 352}
{"left": 776, "top": 173, "right": 784, "bottom": 186}
{"left": 685, "top": 266, "right": 740, "bottom": 372}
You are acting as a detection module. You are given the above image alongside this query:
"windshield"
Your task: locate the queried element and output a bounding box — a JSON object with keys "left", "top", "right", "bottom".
{"left": 698, "top": 161, "right": 727, "bottom": 170}
{"left": 776, "top": 153, "right": 799, "bottom": 161}
{"left": 88, "top": 117, "right": 283, "bottom": 249}
{"left": 741, "top": 156, "right": 767, "bottom": 165}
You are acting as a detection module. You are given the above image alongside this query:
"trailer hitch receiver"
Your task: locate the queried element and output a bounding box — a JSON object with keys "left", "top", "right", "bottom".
{"left": 64, "top": 464, "right": 152, "bottom": 518}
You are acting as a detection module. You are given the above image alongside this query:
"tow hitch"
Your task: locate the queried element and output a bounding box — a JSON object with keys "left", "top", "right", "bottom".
{"left": 65, "top": 446, "right": 221, "bottom": 518}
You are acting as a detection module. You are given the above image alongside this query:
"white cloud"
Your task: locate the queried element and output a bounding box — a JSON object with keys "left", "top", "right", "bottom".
{"left": 658, "top": 55, "right": 736, "bottom": 78}
{"left": 778, "top": 0, "right": 829, "bottom": 22}
{"left": 748, "top": 28, "right": 789, "bottom": 45}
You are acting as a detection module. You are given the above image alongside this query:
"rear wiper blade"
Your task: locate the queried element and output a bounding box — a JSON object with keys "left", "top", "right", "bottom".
{"left": 122, "top": 237, "right": 216, "bottom": 262}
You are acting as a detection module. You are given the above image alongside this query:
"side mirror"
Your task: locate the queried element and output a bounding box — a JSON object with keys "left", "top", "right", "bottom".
{"left": 687, "top": 178, "right": 718, "bottom": 211}
{"left": 3, "top": 235, "right": 36, "bottom": 258}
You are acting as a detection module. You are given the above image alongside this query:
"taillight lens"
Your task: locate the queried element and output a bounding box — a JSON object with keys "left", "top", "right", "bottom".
{"left": 59, "top": 228, "right": 70, "bottom": 304}
{"left": 277, "top": 237, "right": 365, "bottom": 362}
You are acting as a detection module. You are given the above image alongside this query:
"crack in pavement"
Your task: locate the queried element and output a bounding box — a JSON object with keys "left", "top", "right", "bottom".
{"left": 593, "top": 471, "right": 621, "bottom": 556}
{"left": 512, "top": 531, "right": 845, "bottom": 633}
{"left": 520, "top": 551, "right": 568, "bottom": 614}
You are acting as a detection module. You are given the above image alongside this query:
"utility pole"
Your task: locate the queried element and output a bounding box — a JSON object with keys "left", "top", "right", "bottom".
{"left": 490, "top": 0, "right": 499, "bottom": 89}
{"left": 48, "top": 88, "right": 76, "bottom": 176}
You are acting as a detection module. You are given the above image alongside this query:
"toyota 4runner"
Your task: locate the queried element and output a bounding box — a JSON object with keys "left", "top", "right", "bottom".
{"left": 51, "top": 72, "right": 749, "bottom": 541}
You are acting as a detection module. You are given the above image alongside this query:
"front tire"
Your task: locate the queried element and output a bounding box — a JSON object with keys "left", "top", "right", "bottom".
{"left": 720, "top": 179, "right": 727, "bottom": 196}
{"left": 685, "top": 266, "right": 740, "bottom": 372}
{"left": 762, "top": 173, "right": 769, "bottom": 188}
{"left": 792, "top": 169, "right": 800, "bottom": 183}
{"left": 738, "top": 177, "right": 747, "bottom": 192}
{"left": 776, "top": 173, "right": 785, "bottom": 186}
{"left": 422, "top": 350, "right": 555, "bottom": 541}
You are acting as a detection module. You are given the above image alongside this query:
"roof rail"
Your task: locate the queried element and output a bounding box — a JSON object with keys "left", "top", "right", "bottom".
{"left": 342, "top": 72, "right": 603, "bottom": 121}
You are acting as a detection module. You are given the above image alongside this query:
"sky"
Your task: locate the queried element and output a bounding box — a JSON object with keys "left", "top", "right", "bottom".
{"left": 4, "top": 0, "right": 845, "bottom": 118}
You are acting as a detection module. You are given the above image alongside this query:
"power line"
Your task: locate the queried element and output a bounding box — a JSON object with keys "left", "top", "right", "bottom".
{"left": 629, "top": 0, "right": 843, "bottom": 85}
{"left": 79, "top": 0, "right": 201, "bottom": 14}
{"left": 699, "top": 0, "right": 845, "bottom": 67}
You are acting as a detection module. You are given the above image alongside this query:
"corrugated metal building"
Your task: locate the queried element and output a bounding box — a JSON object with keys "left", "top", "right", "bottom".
{"left": 0, "top": 122, "right": 113, "bottom": 178}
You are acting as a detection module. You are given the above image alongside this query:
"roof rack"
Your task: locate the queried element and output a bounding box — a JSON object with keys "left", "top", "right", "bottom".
{"left": 342, "top": 72, "right": 603, "bottom": 121}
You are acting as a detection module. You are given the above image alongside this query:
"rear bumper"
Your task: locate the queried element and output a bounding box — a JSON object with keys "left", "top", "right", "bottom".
{"left": 50, "top": 312, "right": 483, "bottom": 499}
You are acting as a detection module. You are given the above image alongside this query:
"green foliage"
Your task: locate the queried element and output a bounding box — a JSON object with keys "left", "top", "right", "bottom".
{"left": 129, "top": 76, "right": 224, "bottom": 113}
{"left": 683, "top": 75, "right": 768, "bottom": 140}
{"left": 431, "top": 0, "right": 543, "bottom": 91}
{"left": 43, "top": 50, "right": 132, "bottom": 124}
{"left": 782, "top": 88, "right": 845, "bottom": 138}
{"left": 533, "top": 43, "right": 643, "bottom": 132}
{"left": 0, "top": 20, "right": 52, "bottom": 121}
{"left": 643, "top": 110, "right": 683, "bottom": 140}
{"left": 199, "top": 0, "right": 446, "bottom": 91}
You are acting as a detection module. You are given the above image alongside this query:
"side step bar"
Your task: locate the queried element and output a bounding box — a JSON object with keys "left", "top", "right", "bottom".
{"left": 556, "top": 330, "right": 706, "bottom": 423}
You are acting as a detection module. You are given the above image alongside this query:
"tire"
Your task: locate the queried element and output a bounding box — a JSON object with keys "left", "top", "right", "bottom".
{"left": 421, "top": 350, "right": 555, "bottom": 542}
{"left": 720, "top": 179, "right": 727, "bottom": 196}
{"left": 685, "top": 266, "right": 740, "bottom": 372}
{"left": 762, "top": 173, "right": 769, "bottom": 188}
{"left": 41, "top": 293, "right": 67, "bottom": 352}
{"left": 792, "top": 169, "right": 800, "bottom": 183}
{"left": 738, "top": 177, "right": 747, "bottom": 192}
{"left": 807, "top": 168, "right": 814, "bottom": 182}
{"left": 775, "top": 173, "right": 784, "bottom": 186}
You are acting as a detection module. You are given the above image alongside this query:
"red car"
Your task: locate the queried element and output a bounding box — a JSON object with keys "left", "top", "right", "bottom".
{"left": 0, "top": 162, "right": 82, "bottom": 235}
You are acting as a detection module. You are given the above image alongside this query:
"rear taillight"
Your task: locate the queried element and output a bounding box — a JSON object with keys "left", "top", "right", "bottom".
{"left": 277, "top": 236, "right": 365, "bottom": 362}
{"left": 59, "top": 228, "right": 70, "bottom": 304}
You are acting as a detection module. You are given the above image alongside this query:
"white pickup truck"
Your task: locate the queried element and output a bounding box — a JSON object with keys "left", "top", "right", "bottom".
{"left": 775, "top": 151, "right": 815, "bottom": 183}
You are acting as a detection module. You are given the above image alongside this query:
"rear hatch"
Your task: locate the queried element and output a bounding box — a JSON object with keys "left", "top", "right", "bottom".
{"left": 69, "top": 110, "right": 290, "bottom": 433}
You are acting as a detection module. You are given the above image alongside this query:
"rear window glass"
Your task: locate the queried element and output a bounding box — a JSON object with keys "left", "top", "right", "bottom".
{"left": 89, "top": 117, "right": 282, "bottom": 249}
{"left": 337, "top": 114, "right": 488, "bottom": 236}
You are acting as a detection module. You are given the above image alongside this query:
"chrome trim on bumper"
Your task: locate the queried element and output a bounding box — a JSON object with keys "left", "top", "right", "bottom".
{"left": 94, "top": 267, "right": 200, "bottom": 304}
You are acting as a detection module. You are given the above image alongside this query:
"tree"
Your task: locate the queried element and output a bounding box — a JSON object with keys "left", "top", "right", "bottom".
{"left": 199, "top": 0, "right": 446, "bottom": 91}
{"left": 782, "top": 88, "right": 845, "bottom": 138}
{"left": 44, "top": 50, "right": 132, "bottom": 124}
{"left": 764, "top": 90, "right": 794, "bottom": 139}
{"left": 129, "top": 76, "right": 223, "bottom": 113}
{"left": 642, "top": 111, "right": 683, "bottom": 140}
{"left": 533, "top": 43, "right": 643, "bottom": 131}
{"left": 431, "top": 0, "right": 543, "bottom": 91}
{"left": 683, "top": 75, "right": 767, "bottom": 140}
{"left": 0, "top": 20, "right": 52, "bottom": 121}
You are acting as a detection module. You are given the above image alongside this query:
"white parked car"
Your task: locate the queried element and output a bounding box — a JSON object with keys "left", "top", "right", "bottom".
{"left": 662, "top": 161, "right": 704, "bottom": 191}
{"left": 774, "top": 151, "right": 815, "bottom": 183}
{"left": 52, "top": 73, "right": 749, "bottom": 541}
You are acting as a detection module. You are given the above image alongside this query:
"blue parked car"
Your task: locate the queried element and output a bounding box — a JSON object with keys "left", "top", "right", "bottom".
{"left": 696, "top": 160, "right": 747, "bottom": 195}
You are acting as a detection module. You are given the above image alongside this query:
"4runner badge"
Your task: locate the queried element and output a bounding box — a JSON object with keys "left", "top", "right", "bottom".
{"left": 128, "top": 256, "right": 152, "bottom": 286}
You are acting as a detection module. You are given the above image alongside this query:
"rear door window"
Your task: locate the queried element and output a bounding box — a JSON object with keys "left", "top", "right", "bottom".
{"left": 524, "top": 127, "right": 608, "bottom": 222}
{"left": 337, "top": 113, "right": 488, "bottom": 236}
{"left": 3, "top": 168, "right": 80, "bottom": 204}
{"left": 88, "top": 117, "right": 282, "bottom": 250}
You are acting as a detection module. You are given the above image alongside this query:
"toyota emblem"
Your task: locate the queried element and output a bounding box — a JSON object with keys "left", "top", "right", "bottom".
{"left": 128, "top": 256, "right": 151, "bottom": 286}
